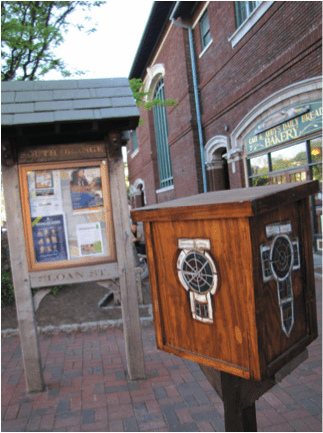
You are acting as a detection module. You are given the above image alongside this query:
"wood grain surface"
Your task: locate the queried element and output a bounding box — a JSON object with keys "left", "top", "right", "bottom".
{"left": 249, "top": 199, "right": 317, "bottom": 379}
{"left": 131, "top": 181, "right": 319, "bottom": 222}
{"left": 146, "top": 218, "right": 255, "bottom": 379}
{"left": 132, "top": 181, "right": 319, "bottom": 381}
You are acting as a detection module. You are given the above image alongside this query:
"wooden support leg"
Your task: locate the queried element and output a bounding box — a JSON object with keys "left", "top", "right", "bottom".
{"left": 199, "top": 365, "right": 258, "bottom": 432}
{"left": 220, "top": 371, "right": 257, "bottom": 432}
{"left": 107, "top": 141, "right": 146, "bottom": 381}
{"left": 2, "top": 165, "right": 45, "bottom": 393}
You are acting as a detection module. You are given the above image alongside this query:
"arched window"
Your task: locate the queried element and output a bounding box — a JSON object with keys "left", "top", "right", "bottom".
{"left": 153, "top": 79, "right": 173, "bottom": 189}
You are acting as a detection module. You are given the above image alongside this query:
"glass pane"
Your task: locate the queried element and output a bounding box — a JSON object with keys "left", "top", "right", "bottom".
{"left": 310, "top": 139, "right": 322, "bottom": 235}
{"left": 251, "top": 175, "right": 269, "bottom": 187}
{"left": 310, "top": 137, "right": 323, "bottom": 183}
{"left": 271, "top": 175, "right": 286, "bottom": 185}
{"left": 153, "top": 79, "right": 173, "bottom": 188}
{"left": 131, "top": 130, "right": 138, "bottom": 152}
{"left": 201, "top": 12, "right": 210, "bottom": 34}
{"left": 249, "top": 1, "right": 258, "bottom": 13}
{"left": 271, "top": 143, "right": 307, "bottom": 172}
{"left": 310, "top": 137, "right": 322, "bottom": 163}
{"left": 239, "top": 2, "right": 248, "bottom": 23}
{"left": 27, "top": 164, "right": 109, "bottom": 264}
{"left": 203, "top": 31, "right": 211, "bottom": 48}
{"left": 201, "top": 12, "right": 211, "bottom": 48}
{"left": 249, "top": 154, "right": 269, "bottom": 176}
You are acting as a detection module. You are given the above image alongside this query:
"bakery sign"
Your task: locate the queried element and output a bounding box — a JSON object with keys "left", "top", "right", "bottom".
{"left": 245, "top": 100, "right": 322, "bottom": 155}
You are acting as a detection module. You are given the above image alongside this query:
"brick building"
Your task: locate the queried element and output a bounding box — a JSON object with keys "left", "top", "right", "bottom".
{"left": 128, "top": 1, "right": 322, "bottom": 249}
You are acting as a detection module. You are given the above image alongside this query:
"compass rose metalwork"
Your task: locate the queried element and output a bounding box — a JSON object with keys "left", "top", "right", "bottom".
{"left": 177, "top": 239, "right": 218, "bottom": 324}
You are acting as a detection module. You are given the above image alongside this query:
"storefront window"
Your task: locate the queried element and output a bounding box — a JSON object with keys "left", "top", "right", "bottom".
{"left": 249, "top": 154, "right": 269, "bottom": 176}
{"left": 271, "top": 142, "right": 307, "bottom": 172}
{"left": 310, "top": 138, "right": 322, "bottom": 179}
{"left": 248, "top": 137, "right": 322, "bottom": 250}
{"left": 249, "top": 155, "right": 269, "bottom": 186}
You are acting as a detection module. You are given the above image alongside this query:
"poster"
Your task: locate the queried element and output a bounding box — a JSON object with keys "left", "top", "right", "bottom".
{"left": 28, "top": 170, "right": 63, "bottom": 217}
{"left": 32, "top": 214, "right": 68, "bottom": 263}
{"left": 34, "top": 171, "right": 54, "bottom": 195}
{"left": 76, "top": 222, "right": 104, "bottom": 256}
{"left": 68, "top": 167, "right": 103, "bottom": 213}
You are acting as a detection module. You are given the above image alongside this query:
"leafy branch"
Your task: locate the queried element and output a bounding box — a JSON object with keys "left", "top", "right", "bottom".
{"left": 130, "top": 78, "right": 178, "bottom": 124}
{"left": 1, "top": 1, "right": 106, "bottom": 81}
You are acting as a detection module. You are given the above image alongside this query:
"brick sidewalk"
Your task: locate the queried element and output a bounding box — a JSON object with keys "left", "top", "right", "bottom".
{"left": 2, "top": 277, "right": 321, "bottom": 432}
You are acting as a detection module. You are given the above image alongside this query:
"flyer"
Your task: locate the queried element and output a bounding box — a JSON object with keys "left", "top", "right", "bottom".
{"left": 68, "top": 167, "right": 103, "bottom": 213}
{"left": 31, "top": 214, "right": 68, "bottom": 263}
{"left": 76, "top": 222, "right": 104, "bottom": 256}
{"left": 28, "top": 170, "right": 63, "bottom": 217}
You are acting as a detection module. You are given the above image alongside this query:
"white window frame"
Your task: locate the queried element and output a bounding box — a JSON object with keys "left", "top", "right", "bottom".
{"left": 229, "top": 1, "right": 274, "bottom": 48}
{"left": 199, "top": 38, "right": 213, "bottom": 58}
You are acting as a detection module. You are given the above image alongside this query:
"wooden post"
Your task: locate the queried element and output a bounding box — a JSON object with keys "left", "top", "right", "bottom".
{"left": 2, "top": 164, "right": 45, "bottom": 393}
{"left": 199, "top": 350, "right": 308, "bottom": 432}
{"left": 107, "top": 135, "right": 146, "bottom": 380}
{"left": 199, "top": 365, "right": 257, "bottom": 432}
{"left": 220, "top": 372, "right": 257, "bottom": 432}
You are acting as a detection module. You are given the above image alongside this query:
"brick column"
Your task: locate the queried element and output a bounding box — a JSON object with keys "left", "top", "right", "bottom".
{"left": 206, "top": 158, "right": 230, "bottom": 192}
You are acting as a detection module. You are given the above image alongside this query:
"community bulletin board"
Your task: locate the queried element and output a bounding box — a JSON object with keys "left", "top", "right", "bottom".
{"left": 19, "top": 159, "right": 115, "bottom": 271}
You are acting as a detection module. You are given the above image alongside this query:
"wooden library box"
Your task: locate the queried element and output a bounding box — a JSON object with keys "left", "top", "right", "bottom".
{"left": 131, "top": 181, "right": 319, "bottom": 381}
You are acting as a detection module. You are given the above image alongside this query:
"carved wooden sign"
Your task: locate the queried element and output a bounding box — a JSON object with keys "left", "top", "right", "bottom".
{"left": 18, "top": 142, "right": 107, "bottom": 163}
{"left": 29, "top": 262, "right": 119, "bottom": 288}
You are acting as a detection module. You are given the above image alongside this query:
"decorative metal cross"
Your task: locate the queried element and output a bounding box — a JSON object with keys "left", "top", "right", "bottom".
{"left": 260, "top": 221, "right": 300, "bottom": 337}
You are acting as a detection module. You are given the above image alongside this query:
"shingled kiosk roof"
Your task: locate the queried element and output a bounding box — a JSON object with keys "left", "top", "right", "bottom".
{"left": 1, "top": 77, "right": 139, "bottom": 126}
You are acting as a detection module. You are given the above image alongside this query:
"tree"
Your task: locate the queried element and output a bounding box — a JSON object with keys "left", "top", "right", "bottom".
{"left": 1, "top": 1, "right": 105, "bottom": 81}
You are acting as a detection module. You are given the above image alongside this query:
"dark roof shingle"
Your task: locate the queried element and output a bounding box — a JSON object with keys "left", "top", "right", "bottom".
{"left": 1, "top": 78, "right": 139, "bottom": 126}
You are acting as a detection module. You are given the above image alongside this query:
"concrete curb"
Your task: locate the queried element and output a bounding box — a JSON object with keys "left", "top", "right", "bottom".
{"left": 1, "top": 304, "right": 154, "bottom": 338}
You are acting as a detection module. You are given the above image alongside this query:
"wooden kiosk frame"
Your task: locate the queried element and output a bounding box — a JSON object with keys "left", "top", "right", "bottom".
{"left": 19, "top": 159, "right": 116, "bottom": 272}
{"left": 2, "top": 78, "right": 146, "bottom": 393}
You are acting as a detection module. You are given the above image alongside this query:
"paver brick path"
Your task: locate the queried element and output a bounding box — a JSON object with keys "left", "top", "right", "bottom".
{"left": 1, "top": 277, "right": 321, "bottom": 432}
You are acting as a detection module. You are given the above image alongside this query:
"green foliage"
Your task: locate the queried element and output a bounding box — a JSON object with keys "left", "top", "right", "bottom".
{"left": 31, "top": 285, "right": 64, "bottom": 297}
{"left": 130, "top": 78, "right": 178, "bottom": 124}
{"left": 1, "top": 1, "right": 105, "bottom": 81}
{"left": 1, "top": 269, "right": 64, "bottom": 308}
{"left": 130, "top": 78, "right": 178, "bottom": 109}
{"left": 1, "top": 269, "right": 15, "bottom": 307}
{"left": 48, "top": 285, "right": 62, "bottom": 296}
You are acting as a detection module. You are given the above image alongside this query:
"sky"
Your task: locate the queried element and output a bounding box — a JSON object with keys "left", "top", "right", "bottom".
{"left": 46, "top": 1, "right": 154, "bottom": 81}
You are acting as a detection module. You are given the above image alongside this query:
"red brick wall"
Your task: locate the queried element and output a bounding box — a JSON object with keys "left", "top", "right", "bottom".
{"left": 128, "top": 20, "right": 205, "bottom": 205}
{"left": 198, "top": 1, "right": 322, "bottom": 139}
{"left": 128, "top": 1, "right": 322, "bottom": 207}
{"left": 229, "top": 159, "right": 247, "bottom": 190}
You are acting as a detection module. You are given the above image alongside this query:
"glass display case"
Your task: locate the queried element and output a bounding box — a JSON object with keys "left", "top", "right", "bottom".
{"left": 19, "top": 160, "right": 115, "bottom": 271}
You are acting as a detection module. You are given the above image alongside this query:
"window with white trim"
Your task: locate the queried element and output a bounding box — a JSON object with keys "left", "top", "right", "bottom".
{"left": 153, "top": 79, "right": 173, "bottom": 189}
{"left": 200, "top": 10, "right": 211, "bottom": 49}
{"left": 131, "top": 130, "right": 138, "bottom": 153}
{"left": 235, "top": 1, "right": 261, "bottom": 27}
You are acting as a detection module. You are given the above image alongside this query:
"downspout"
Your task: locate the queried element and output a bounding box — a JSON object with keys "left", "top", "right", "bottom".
{"left": 170, "top": 2, "right": 208, "bottom": 193}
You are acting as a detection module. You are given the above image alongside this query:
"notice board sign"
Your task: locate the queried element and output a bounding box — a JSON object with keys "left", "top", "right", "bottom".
{"left": 19, "top": 159, "right": 116, "bottom": 271}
